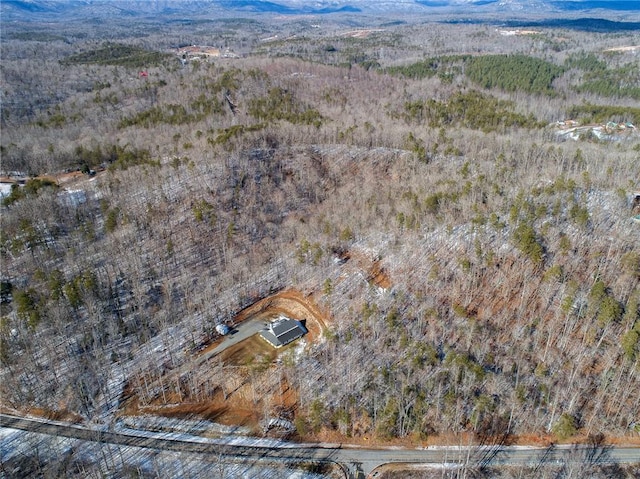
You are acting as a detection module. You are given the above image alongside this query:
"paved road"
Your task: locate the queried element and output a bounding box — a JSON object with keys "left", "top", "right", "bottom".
{"left": 335, "top": 442, "right": 640, "bottom": 475}
{"left": 2, "top": 414, "right": 639, "bottom": 478}
{"left": 0, "top": 414, "right": 344, "bottom": 472}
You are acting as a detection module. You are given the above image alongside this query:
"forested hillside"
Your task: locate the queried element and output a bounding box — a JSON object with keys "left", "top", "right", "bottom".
{"left": 1, "top": 13, "right": 639, "bottom": 461}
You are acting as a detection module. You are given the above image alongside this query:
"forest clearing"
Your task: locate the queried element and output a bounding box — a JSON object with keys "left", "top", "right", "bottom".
{"left": 118, "top": 289, "right": 327, "bottom": 435}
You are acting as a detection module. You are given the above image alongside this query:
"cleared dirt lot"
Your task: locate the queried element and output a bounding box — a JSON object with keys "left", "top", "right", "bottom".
{"left": 120, "top": 289, "right": 329, "bottom": 433}
{"left": 233, "top": 289, "right": 329, "bottom": 332}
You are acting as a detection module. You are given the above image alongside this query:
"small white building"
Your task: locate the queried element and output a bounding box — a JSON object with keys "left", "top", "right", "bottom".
{"left": 216, "top": 324, "right": 230, "bottom": 336}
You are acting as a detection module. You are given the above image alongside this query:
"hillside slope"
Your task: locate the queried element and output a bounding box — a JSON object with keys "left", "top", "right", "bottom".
{"left": 1, "top": 19, "right": 639, "bottom": 451}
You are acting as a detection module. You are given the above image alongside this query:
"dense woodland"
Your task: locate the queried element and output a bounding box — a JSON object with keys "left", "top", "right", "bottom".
{"left": 1, "top": 11, "right": 639, "bottom": 468}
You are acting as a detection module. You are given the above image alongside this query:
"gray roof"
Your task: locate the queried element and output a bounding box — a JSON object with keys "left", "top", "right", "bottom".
{"left": 260, "top": 317, "right": 307, "bottom": 348}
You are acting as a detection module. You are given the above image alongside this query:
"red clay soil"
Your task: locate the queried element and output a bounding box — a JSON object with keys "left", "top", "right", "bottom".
{"left": 369, "top": 260, "right": 392, "bottom": 289}
{"left": 0, "top": 405, "right": 84, "bottom": 424}
{"left": 197, "top": 288, "right": 330, "bottom": 357}
{"left": 120, "top": 289, "right": 326, "bottom": 432}
{"left": 233, "top": 288, "right": 331, "bottom": 330}
{"left": 341, "top": 249, "right": 393, "bottom": 290}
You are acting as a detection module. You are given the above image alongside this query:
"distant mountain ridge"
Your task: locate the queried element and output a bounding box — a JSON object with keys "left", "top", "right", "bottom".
{"left": 3, "top": 0, "right": 640, "bottom": 22}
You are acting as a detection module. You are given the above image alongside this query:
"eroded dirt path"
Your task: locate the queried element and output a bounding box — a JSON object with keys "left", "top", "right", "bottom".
{"left": 233, "top": 289, "right": 330, "bottom": 330}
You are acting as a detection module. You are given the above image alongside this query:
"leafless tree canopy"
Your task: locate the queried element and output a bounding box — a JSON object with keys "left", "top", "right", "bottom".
{"left": 1, "top": 8, "right": 639, "bottom": 462}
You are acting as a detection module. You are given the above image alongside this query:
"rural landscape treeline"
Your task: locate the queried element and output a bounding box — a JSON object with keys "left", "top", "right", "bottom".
{"left": 1, "top": 7, "right": 639, "bottom": 465}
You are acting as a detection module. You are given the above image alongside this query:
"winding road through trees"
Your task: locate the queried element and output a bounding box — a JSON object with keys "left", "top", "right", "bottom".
{"left": 2, "top": 413, "right": 639, "bottom": 478}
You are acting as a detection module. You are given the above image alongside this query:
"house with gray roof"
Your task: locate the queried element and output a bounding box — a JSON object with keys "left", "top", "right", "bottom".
{"left": 260, "top": 316, "right": 307, "bottom": 348}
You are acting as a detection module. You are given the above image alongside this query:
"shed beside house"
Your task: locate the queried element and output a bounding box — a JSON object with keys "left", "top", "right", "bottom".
{"left": 216, "top": 324, "right": 230, "bottom": 336}
{"left": 260, "top": 316, "right": 307, "bottom": 348}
